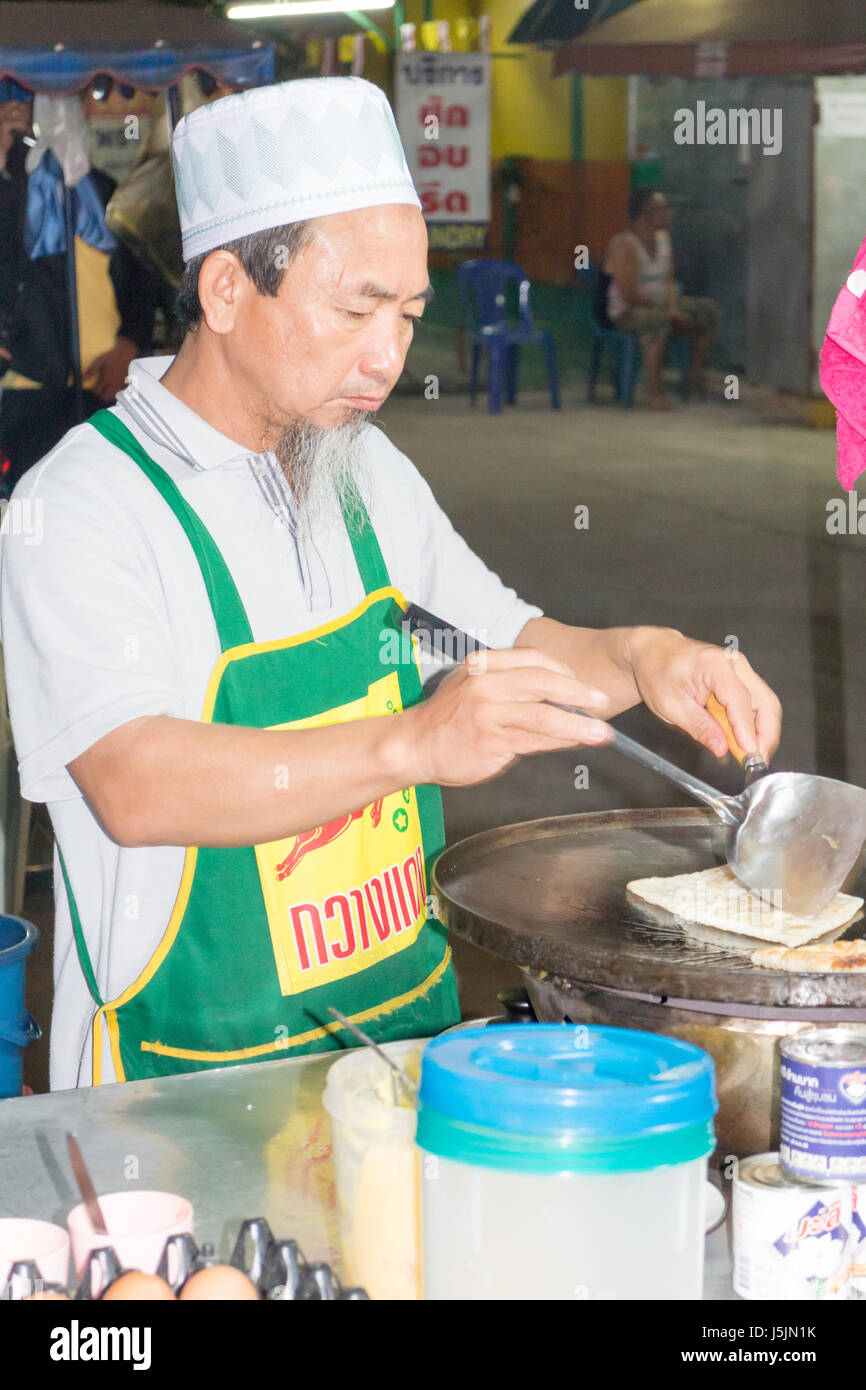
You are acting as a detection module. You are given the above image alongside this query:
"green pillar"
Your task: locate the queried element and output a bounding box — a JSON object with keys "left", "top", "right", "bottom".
{"left": 570, "top": 76, "right": 583, "bottom": 162}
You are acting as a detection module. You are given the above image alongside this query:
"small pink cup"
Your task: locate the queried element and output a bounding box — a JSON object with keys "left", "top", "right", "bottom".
{"left": 68, "top": 1191, "right": 193, "bottom": 1282}
{"left": 0, "top": 1218, "right": 70, "bottom": 1297}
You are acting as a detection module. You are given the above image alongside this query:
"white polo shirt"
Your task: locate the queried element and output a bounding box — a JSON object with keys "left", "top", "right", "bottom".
{"left": 0, "top": 357, "right": 541, "bottom": 1090}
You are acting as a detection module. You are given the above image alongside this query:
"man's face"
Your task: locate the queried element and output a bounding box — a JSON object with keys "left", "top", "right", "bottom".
{"left": 226, "top": 204, "right": 430, "bottom": 434}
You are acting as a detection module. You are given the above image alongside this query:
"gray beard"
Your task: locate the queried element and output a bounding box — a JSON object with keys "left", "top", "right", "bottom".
{"left": 274, "top": 412, "right": 372, "bottom": 531}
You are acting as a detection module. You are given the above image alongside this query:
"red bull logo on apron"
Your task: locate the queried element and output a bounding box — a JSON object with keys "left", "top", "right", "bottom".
{"left": 256, "top": 671, "right": 429, "bottom": 995}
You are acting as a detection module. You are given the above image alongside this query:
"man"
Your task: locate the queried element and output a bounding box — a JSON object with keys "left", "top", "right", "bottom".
{"left": 0, "top": 84, "right": 158, "bottom": 488}
{"left": 0, "top": 79, "right": 780, "bottom": 1090}
{"left": 603, "top": 188, "right": 720, "bottom": 409}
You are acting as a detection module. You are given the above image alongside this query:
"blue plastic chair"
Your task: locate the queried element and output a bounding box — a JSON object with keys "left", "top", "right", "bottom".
{"left": 583, "top": 264, "right": 691, "bottom": 408}
{"left": 458, "top": 259, "right": 560, "bottom": 415}
{"left": 583, "top": 264, "right": 640, "bottom": 408}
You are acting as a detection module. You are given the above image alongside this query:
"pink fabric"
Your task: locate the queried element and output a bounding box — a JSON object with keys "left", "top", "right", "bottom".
{"left": 820, "top": 233, "right": 866, "bottom": 489}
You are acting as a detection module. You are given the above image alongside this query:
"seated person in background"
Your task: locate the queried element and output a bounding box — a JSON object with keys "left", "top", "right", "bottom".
{"left": 603, "top": 188, "right": 720, "bottom": 409}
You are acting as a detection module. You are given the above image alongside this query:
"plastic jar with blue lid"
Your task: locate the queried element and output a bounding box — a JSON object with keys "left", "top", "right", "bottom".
{"left": 417, "top": 1024, "right": 717, "bottom": 1300}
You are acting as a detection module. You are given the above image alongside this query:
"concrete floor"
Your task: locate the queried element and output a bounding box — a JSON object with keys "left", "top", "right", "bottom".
{"left": 21, "top": 371, "right": 865, "bottom": 1091}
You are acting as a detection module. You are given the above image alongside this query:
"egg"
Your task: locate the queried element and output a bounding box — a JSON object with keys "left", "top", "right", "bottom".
{"left": 179, "top": 1265, "right": 259, "bottom": 1301}
{"left": 102, "top": 1271, "right": 176, "bottom": 1301}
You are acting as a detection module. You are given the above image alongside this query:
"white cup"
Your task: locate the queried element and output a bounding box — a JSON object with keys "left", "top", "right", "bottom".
{"left": 0, "top": 1218, "right": 70, "bottom": 1297}
{"left": 67, "top": 1190, "right": 193, "bottom": 1283}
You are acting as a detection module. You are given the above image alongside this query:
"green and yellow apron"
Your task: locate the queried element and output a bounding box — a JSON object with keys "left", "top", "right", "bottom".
{"left": 64, "top": 409, "right": 460, "bottom": 1085}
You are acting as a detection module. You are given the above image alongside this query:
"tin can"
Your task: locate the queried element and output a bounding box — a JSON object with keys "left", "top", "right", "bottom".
{"left": 851, "top": 1183, "right": 866, "bottom": 1299}
{"left": 732, "top": 1153, "right": 851, "bottom": 1300}
{"left": 780, "top": 1027, "right": 866, "bottom": 1184}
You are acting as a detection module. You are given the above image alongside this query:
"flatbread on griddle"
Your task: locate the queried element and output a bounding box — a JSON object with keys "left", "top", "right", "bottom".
{"left": 751, "top": 939, "right": 866, "bottom": 972}
{"left": 627, "top": 864, "right": 863, "bottom": 946}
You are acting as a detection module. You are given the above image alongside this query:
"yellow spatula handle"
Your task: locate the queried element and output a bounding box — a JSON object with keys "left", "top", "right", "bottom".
{"left": 706, "top": 694, "right": 752, "bottom": 764}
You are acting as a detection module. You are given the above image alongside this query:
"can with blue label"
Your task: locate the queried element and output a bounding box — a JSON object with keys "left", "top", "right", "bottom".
{"left": 780, "top": 1027, "right": 866, "bottom": 1185}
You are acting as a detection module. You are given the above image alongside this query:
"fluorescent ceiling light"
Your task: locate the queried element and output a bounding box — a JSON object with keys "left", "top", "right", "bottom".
{"left": 228, "top": 1, "right": 395, "bottom": 18}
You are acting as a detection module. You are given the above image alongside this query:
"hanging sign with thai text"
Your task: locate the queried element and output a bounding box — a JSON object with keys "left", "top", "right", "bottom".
{"left": 395, "top": 51, "right": 490, "bottom": 252}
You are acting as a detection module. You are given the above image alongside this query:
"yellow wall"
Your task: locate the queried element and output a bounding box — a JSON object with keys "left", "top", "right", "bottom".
{"left": 402, "top": 0, "right": 475, "bottom": 24}
{"left": 480, "top": 0, "right": 572, "bottom": 160}
{"left": 582, "top": 77, "right": 628, "bottom": 161}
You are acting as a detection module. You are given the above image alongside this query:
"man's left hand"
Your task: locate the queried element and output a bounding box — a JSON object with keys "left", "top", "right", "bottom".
{"left": 626, "top": 627, "right": 781, "bottom": 762}
{"left": 89, "top": 336, "right": 138, "bottom": 403}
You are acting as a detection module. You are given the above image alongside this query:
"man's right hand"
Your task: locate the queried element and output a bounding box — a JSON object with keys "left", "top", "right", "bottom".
{"left": 406, "top": 647, "right": 611, "bottom": 787}
{"left": 68, "top": 652, "right": 611, "bottom": 850}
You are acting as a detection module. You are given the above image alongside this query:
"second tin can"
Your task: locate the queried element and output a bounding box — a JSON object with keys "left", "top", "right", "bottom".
{"left": 732, "top": 1153, "right": 851, "bottom": 1300}
{"left": 780, "top": 1027, "right": 866, "bottom": 1184}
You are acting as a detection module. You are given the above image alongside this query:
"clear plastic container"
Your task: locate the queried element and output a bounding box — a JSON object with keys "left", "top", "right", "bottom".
{"left": 418, "top": 1025, "right": 717, "bottom": 1301}
{"left": 323, "top": 1039, "right": 426, "bottom": 1300}
{"left": 422, "top": 1153, "right": 708, "bottom": 1300}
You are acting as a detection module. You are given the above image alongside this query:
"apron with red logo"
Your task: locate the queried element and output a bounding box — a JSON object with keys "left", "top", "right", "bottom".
{"left": 62, "top": 410, "right": 460, "bottom": 1083}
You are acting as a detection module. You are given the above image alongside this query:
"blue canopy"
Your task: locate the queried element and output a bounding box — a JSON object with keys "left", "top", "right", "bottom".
{"left": 0, "top": 0, "right": 274, "bottom": 95}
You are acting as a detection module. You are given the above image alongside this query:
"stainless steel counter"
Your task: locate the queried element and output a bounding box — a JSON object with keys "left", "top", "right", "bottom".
{"left": 0, "top": 1054, "right": 342, "bottom": 1270}
{"left": 0, "top": 1052, "right": 736, "bottom": 1299}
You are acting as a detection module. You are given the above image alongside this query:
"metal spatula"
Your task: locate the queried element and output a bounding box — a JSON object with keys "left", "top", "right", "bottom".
{"left": 402, "top": 603, "right": 866, "bottom": 917}
{"left": 600, "top": 707, "right": 866, "bottom": 917}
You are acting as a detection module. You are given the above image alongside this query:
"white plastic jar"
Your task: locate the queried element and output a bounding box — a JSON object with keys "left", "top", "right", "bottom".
{"left": 418, "top": 1024, "right": 717, "bottom": 1300}
{"left": 323, "top": 1039, "right": 426, "bottom": 1300}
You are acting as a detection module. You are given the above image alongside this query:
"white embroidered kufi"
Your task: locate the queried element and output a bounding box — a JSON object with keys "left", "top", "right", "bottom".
{"left": 172, "top": 77, "right": 421, "bottom": 261}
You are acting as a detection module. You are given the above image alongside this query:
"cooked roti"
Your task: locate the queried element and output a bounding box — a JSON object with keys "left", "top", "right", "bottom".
{"left": 627, "top": 864, "right": 863, "bottom": 946}
{"left": 752, "top": 940, "right": 866, "bottom": 972}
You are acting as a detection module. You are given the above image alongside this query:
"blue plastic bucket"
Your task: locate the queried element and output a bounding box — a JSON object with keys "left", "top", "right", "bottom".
{"left": 0, "top": 915, "right": 41, "bottom": 1099}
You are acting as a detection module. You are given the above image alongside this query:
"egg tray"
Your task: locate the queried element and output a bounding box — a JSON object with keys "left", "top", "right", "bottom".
{"left": 3, "top": 1217, "right": 369, "bottom": 1301}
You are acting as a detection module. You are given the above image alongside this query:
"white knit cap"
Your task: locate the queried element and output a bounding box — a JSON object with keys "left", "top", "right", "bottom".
{"left": 172, "top": 77, "right": 421, "bottom": 261}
